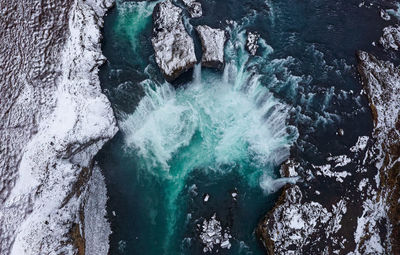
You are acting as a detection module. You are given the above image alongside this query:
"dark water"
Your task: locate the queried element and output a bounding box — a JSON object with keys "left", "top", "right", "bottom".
{"left": 96, "top": 0, "right": 395, "bottom": 254}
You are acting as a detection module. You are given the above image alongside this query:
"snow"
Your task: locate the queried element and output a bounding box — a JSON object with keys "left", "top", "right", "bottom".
{"left": 246, "top": 31, "right": 260, "bottom": 55}
{"left": 353, "top": 197, "right": 386, "bottom": 254}
{"left": 84, "top": 165, "right": 112, "bottom": 255}
{"left": 151, "top": 0, "right": 197, "bottom": 81}
{"left": 354, "top": 51, "right": 400, "bottom": 254}
{"left": 358, "top": 178, "right": 368, "bottom": 192}
{"left": 2, "top": 0, "right": 117, "bottom": 254}
{"left": 327, "top": 155, "right": 351, "bottom": 168}
{"left": 288, "top": 212, "right": 305, "bottom": 229}
{"left": 350, "top": 136, "right": 369, "bottom": 152}
{"left": 196, "top": 25, "right": 227, "bottom": 69}
{"left": 182, "top": 0, "right": 202, "bottom": 18}
{"left": 259, "top": 184, "right": 350, "bottom": 254}
{"left": 313, "top": 164, "right": 351, "bottom": 183}
{"left": 199, "top": 214, "right": 232, "bottom": 252}
{"left": 380, "top": 26, "right": 400, "bottom": 51}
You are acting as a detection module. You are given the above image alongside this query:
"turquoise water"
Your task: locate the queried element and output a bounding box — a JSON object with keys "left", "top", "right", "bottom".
{"left": 97, "top": 0, "right": 390, "bottom": 254}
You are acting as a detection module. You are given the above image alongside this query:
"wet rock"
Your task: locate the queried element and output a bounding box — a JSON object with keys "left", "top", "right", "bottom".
{"left": 195, "top": 25, "right": 227, "bottom": 69}
{"left": 380, "top": 9, "right": 391, "bottom": 21}
{"left": 151, "top": 0, "right": 197, "bottom": 81}
{"left": 379, "top": 26, "right": 400, "bottom": 51}
{"left": 246, "top": 32, "right": 260, "bottom": 56}
{"left": 182, "top": 0, "right": 202, "bottom": 18}
{"left": 199, "top": 214, "right": 231, "bottom": 253}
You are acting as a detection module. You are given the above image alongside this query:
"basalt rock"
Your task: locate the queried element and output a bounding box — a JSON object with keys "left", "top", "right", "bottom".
{"left": 151, "top": 0, "right": 197, "bottom": 82}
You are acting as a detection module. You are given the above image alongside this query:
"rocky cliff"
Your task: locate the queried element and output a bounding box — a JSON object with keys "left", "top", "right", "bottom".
{"left": 0, "top": 0, "right": 117, "bottom": 254}
{"left": 356, "top": 51, "right": 400, "bottom": 254}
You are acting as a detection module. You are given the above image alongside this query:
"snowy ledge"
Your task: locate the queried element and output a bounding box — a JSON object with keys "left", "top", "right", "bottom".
{"left": 1, "top": 0, "right": 118, "bottom": 254}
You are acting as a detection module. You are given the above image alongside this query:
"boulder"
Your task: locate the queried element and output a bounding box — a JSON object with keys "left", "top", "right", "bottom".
{"left": 182, "top": 0, "right": 202, "bottom": 18}
{"left": 379, "top": 26, "right": 400, "bottom": 51}
{"left": 195, "top": 25, "right": 227, "bottom": 69}
{"left": 151, "top": 0, "right": 197, "bottom": 81}
{"left": 246, "top": 31, "right": 260, "bottom": 56}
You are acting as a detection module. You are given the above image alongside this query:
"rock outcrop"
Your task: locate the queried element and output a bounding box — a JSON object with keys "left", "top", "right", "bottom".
{"left": 357, "top": 51, "right": 400, "bottom": 254}
{"left": 246, "top": 32, "right": 260, "bottom": 56}
{"left": 151, "top": 0, "right": 197, "bottom": 81}
{"left": 379, "top": 26, "right": 400, "bottom": 51}
{"left": 182, "top": 0, "right": 202, "bottom": 18}
{"left": 257, "top": 160, "right": 348, "bottom": 254}
{"left": 0, "top": 0, "right": 117, "bottom": 254}
{"left": 257, "top": 51, "right": 400, "bottom": 254}
{"left": 196, "top": 25, "right": 227, "bottom": 69}
{"left": 199, "top": 214, "right": 232, "bottom": 253}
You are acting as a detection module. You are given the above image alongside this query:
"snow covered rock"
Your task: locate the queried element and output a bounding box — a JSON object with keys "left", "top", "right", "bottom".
{"left": 0, "top": 0, "right": 117, "bottom": 254}
{"left": 257, "top": 160, "right": 348, "bottom": 254}
{"left": 350, "top": 136, "right": 369, "bottom": 153}
{"left": 182, "top": 0, "right": 202, "bottom": 18}
{"left": 379, "top": 26, "right": 400, "bottom": 51}
{"left": 151, "top": 0, "right": 197, "bottom": 81}
{"left": 356, "top": 51, "right": 400, "bottom": 254}
{"left": 380, "top": 9, "right": 391, "bottom": 21}
{"left": 199, "top": 214, "right": 231, "bottom": 253}
{"left": 257, "top": 185, "right": 348, "bottom": 254}
{"left": 357, "top": 51, "right": 400, "bottom": 131}
{"left": 196, "top": 25, "right": 227, "bottom": 69}
{"left": 246, "top": 32, "right": 260, "bottom": 56}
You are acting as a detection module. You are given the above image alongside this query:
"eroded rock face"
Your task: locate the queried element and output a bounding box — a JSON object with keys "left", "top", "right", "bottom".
{"left": 196, "top": 25, "right": 227, "bottom": 69}
{"left": 379, "top": 26, "right": 400, "bottom": 51}
{"left": 182, "top": 0, "right": 202, "bottom": 18}
{"left": 151, "top": 0, "right": 197, "bottom": 81}
{"left": 246, "top": 32, "right": 260, "bottom": 56}
{"left": 0, "top": 0, "right": 117, "bottom": 254}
